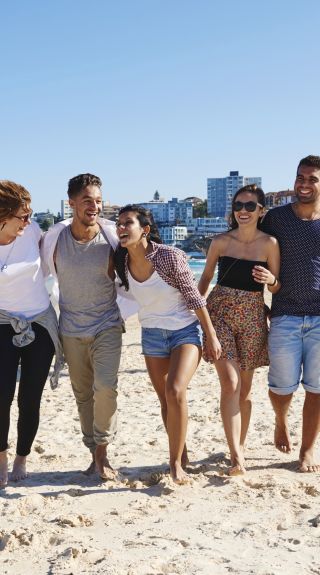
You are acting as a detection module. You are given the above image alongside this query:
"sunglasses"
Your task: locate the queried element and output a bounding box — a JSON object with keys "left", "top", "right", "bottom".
{"left": 12, "top": 211, "right": 33, "bottom": 223}
{"left": 233, "top": 201, "right": 263, "bottom": 212}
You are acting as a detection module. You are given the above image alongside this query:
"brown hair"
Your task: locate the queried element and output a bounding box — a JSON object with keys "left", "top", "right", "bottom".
{"left": 0, "top": 180, "right": 32, "bottom": 223}
{"left": 67, "top": 173, "right": 102, "bottom": 199}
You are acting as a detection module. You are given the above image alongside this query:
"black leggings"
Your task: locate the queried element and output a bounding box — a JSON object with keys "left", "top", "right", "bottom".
{"left": 0, "top": 322, "right": 55, "bottom": 456}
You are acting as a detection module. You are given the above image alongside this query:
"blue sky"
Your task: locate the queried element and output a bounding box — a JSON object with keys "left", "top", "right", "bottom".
{"left": 1, "top": 0, "right": 319, "bottom": 213}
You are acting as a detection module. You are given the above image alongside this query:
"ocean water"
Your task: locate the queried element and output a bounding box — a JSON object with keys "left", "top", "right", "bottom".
{"left": 188, "top": 257, "right": 217, "bottom": 285}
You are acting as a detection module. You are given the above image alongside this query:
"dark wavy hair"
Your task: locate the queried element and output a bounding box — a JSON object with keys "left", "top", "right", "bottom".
{"left": 229, "top": 184, "right": 266, "bottom": 230}
{"left": 114, "top": 204, "right": 162, "bottom": 291}
{"left": 67, "top": 173, "right": 102, "bottom": 199}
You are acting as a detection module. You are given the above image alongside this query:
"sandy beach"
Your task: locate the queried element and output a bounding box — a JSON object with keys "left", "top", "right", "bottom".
{"left": 1, "top": 313, "right": 320, "bottom": 575}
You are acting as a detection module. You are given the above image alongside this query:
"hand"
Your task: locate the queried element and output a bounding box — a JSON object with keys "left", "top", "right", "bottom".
{"left": 252, "top": 265, "right": 275, "bottom": 286}
{"left": 205, "top": 333, "right": 222, "bottom": 362}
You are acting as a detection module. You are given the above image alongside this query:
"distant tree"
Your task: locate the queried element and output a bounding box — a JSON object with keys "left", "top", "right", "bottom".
{"left": 54, "top": 212, "right": 63, "bottom": 223}
{"left": 153, "top": 190, "right": 160, "bottom": 201}
{"left": 39, "top": 219, "right": 52, "bottom": 232}
{"left": 193, "top": 200, "right": 207, "bottom": 218}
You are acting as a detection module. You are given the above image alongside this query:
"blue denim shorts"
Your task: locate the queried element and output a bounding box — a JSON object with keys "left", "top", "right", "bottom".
{"left": 268, "top": 315, "right": 320, "bottom": 395}
{"left": 141, "top": 320, "right": 202, "bottom": 358}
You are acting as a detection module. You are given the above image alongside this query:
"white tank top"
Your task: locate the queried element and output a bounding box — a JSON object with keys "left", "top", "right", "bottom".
{"left": 0, "top": 221, "right": 50, "bottom": 318}
{"left": 128, "top": 268, "right": 196, "bottom": 329}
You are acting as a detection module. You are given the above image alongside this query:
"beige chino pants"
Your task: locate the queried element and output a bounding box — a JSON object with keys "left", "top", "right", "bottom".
{"left": 61, "top": 325, "right": 122, "bottom": 452}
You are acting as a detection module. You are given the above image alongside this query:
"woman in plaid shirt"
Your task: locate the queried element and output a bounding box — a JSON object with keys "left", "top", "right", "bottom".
{"left": 115, "top": 205, "right": 221, "bottom": 484}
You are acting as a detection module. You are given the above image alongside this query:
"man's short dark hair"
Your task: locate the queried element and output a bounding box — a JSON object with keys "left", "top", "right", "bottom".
{"left": 297, "top": 155, "right": 320, "bottom": 173}
{"left": 67, "top": 173, "right": 102, "bottom": 199}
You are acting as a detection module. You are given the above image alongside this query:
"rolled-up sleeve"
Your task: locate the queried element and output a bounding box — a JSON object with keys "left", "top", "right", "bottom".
{"left": 149, "top": 247, "right": 207, "bottom": 310}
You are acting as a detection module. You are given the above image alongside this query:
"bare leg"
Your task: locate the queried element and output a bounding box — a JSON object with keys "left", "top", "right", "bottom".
{"left": 144, "top": 356, "right": 189, "bottom": 470}
{"left": 95, "top": 444, "right": 117, "bottom": 480}
{"left": 269, "top": 390, "right": 293, "bottom": 453}
{"left": 11, "top": 454, "right": 28, "bottom": 481}
{"left": 215, "top": 360, "right": 245, "bottom": 475}
{"left": 166, "top": 345, "right": 201, "bottom": 483}
{"left": 239, "top": 369, "right": 254, "bottom": 449}
{"left": 299, "top": 391, "right": 320, "bottom": 472}
{"left": 146, "top": 344, "right": 201, "bottom": 483}
{"left": 0, "top": 450, "right": 8, "bottom": 489}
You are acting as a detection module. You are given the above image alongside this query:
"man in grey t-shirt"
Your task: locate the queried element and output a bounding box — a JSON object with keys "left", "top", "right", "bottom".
{"left": 50, "top": 173, "right": 122, "bottom": 480}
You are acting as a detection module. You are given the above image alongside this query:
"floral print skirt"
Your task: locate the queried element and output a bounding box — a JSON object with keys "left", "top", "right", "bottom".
{"left": 203, "top": 284, "right": 269, "bottom": 370}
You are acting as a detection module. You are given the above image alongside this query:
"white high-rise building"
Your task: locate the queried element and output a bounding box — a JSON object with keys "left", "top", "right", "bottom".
{"left": 61, "top": 200, "right": 73, "bottom": 220}
{"left": 207, "top": 171, "right": 262, "bottom": 217}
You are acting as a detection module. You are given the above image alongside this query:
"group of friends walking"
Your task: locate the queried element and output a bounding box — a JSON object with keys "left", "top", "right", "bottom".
{"left": 0, "top": 154, "right": 320, "bottom": 489}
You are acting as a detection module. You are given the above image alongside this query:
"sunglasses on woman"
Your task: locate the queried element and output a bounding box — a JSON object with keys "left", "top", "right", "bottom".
{"left": 12, "top": 211, "right": 33, "bottom": 223}
{"left": 233, "top": 201, "right": 263, "bottom": 212}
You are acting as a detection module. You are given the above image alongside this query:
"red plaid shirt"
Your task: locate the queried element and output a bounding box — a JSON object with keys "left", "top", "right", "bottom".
{"left": 124, "top": 242, "right": 206, "bottom": 310}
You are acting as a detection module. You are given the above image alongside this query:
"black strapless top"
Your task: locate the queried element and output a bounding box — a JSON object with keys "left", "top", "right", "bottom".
{"left": 217, "top": 256, "right": 268, "bottom": 292}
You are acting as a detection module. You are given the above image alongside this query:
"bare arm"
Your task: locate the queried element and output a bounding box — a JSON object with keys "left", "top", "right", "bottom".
{"left": 252, "top": 236, "right": 281, "bottom": 293}
{"left": 198, "top": 238, "right": 221, "bottom": 296}
{"left": 194, "top": 306, "right": 222, "bottom": 361}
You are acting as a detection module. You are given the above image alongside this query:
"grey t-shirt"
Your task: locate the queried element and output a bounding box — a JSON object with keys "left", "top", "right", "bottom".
{"left": 56, "top": 227, "right": 122, "bottom": 336}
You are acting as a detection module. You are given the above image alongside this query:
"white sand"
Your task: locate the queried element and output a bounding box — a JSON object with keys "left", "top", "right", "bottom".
{"left": 1, "top": 314, "right": 320, "bottom": 575}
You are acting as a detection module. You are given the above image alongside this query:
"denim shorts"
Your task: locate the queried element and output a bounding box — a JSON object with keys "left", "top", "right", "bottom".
{"left": 141, "top": 321, "right": 202, "bottom": 358}
{"left": 268, "top": 315, "right": 320, "bottom": 395}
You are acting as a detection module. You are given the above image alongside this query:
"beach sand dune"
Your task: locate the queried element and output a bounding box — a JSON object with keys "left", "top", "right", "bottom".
{"left": 1, "top": 315, "right": 319, "bottom": 575}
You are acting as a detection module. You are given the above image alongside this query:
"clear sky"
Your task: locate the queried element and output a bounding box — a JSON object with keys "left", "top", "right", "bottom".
{"left": 1, "top": 0, "right": 319, "bottom": 213}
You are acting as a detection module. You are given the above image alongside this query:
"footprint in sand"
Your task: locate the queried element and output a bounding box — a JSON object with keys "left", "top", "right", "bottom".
{"left": 54, "top": 514, "right": 93, "bottom": 527}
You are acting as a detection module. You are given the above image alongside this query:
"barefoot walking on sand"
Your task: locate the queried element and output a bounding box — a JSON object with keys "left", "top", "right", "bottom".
{"left": 262, "top": 155, "right": 320, "bottom": 473}
{"left": 0, "top": 180, "right": 60, "bottom": 489}
{"left": 41, "top": 173, "right": 124, "bottom": 480}
{"left": 114, "top": 205, "right": 221, "bottom": 484}
{"left": 199, "top": 184, "right": 281, "bottom": 476}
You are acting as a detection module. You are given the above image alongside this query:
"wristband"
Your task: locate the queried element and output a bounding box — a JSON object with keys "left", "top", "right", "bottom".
{"left": 268, "top": 276, "right": 277, "bottom": 287}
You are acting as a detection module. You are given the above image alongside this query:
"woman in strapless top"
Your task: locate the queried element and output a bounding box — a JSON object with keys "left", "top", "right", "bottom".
{"left": 198, "top": 184, "right": 281, "bottom": 476}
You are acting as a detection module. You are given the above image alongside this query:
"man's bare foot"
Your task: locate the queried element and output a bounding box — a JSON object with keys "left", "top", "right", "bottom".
{"left": 11, "top": 455, "right": 28, "bottom": 482}
{"left": 83, "top": 458, "right": 96, "bottom": 476}
{"left": 170, "top": 461, "right": 192, "bottom": 485}
{"left": 0, "top": 451, "right": 8, "bottom": 489}
{"left": 299, "top": 448, "right": 320, "bottom": 473}
{"left": 181, "top": 444, "right": 189, "bottom": 469}
{"left": 229, "top": 455, "right": 246, "bottom": 476}
{"left": 274, "top": 420, "right": 291, "bottom": 453}
{"left": 95, "top": 445, "right": 117, "bottom": 480}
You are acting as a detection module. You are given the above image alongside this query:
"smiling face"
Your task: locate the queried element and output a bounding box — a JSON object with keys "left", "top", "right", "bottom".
{"left": 233, "top": 191, "right": 264, "bottom": 227}
{"left": 116, "top": 211, "right": 149, "bottom": 248}
{"left": 1, "top": 205, "right": 32, "bottom": 240}
{"left": 294, "top": 165, "right": 320, "bottom": 205}
{"left": 69, "top": 185, "right": 102, "bottom": 227}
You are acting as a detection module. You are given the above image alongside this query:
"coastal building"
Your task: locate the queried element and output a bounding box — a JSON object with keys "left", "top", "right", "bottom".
{"left": 101, "top": 200, "right": 120, "bottom": 221}
{"left": 265, "top": 190, "right": 295, "bottom": 208}
{"left": 61, "top": 200, "right": 73, "bottom": 220}
{"left": 139, "top": 193, "right": 193, "bottom": 225}
{"left": 207, "top": 171, "right": 262, "bottom": 218}
{"left": 158, "top": 225, "right": 188, "bottom": 246}
{"left": 34, "top": 211, "right": 55, "bottom": 230}
{"left": 188, "top": 217, "right": 228, "bottom": 234}
{"left": 61, "top": 199, "right": 118, "bottom": 221}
